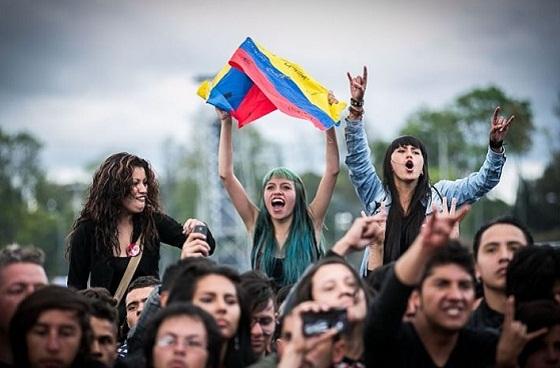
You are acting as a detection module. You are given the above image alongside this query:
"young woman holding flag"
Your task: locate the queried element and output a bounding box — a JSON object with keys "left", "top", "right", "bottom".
{"left": 217, "top": 97, "right": 340, "bottom": 288}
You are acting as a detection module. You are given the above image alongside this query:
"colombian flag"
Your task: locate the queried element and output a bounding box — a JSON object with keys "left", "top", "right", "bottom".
{"left": 197, "top": 37, "right": 346, "bottom": 130}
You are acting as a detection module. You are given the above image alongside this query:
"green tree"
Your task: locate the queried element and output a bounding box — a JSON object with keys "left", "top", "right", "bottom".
{"left": 396, "top": 86, "right": 535, "bottom": 239}
{"left": 401, "top": 86, "right": 534, "bottom": 179}
{"left": 400, "top": 108, "right": 467, "bottom": 179}
{"left": 0, "top": 129, "right": 43, "bottom": 245}
{"left": 513, "top": 92, "right": 560, "bottom": 239}
{"left": 455, "top": 86, "right": 534, "bottom": 156}
{"left": 0, "top": 129, "right": 82, "bottom": 276}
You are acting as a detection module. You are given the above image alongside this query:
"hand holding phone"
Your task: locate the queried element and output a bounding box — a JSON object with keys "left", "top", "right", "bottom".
{"left": 301, "top": 309, "right": 348, "bottom": 337}
{"left": 193, "top": 224, "right": 208, "bottom": 236}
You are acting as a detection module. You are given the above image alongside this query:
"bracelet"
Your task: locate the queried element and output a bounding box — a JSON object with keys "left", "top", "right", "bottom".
{"left": 348, "top": 106, "right": 364, "bottom": 122}
{"left": 349, "top": 105, "right": 364, "bottom": 115}
{"left": 350, "top": 98, "right": 364, "bottom": 108}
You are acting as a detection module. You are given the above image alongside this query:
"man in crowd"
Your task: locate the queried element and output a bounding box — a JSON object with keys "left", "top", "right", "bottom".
{"left": 241, "top": 271, "right": 277, "bottom": 360}
{"left": 469, "top": 217, "right": 533, "bottom": 333}
{"left": 0, "top": 244, "right": 48, "bottom": 367}
{"left": 79, "top": 287, "right": 119, "bottom": 367}
{"left": 118, "top": 275, "right": 160, "bottom": 358}
{"left": 364, "top": 208, "right": 539, "bottom": 367}
{"left": 125, "top": 275, "right": 160, "bottom": 330}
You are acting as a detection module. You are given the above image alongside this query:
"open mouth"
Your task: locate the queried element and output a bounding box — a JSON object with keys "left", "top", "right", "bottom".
{"left": 405, "top": 160, "right": 414, "bottom": 170}
{"left": 271, "top": 198, "right": 285, "bottom": 209}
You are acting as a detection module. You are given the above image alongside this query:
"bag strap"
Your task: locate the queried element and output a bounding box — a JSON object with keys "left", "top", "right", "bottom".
{"left": 114, "top": 236, "right": 143, "bottom": 305}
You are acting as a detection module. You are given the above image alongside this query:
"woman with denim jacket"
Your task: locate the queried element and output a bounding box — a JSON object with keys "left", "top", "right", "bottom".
{"left": 344, "top": 67, "right": 514, "bottom": 276}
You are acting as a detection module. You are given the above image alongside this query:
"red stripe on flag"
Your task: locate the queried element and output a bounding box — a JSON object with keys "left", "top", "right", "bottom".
{"left": 229, "top": 48, "right": 328, "bottom": 130}
{"left": 233, "top": 84, "right": 276, "bottom": 127}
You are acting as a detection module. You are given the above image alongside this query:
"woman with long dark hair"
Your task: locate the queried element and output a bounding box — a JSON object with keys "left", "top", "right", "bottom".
{"left": 344, "top": 68, "right": 514, "bottom": 274}
{"left": 167, "top": 262, "right": 256, "bottom": 368}
{"left": 217, "top": 102, "right": 340, "bottom": 287}
{"left": 67, "top": 152, "right": 215, "bottom": 297}
{"left": 282, "top": 255, "right": 371, "bottom": 367}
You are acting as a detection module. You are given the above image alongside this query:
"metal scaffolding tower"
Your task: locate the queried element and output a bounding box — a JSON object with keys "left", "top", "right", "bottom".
{"left": 192, "top": 81, "right": 253, "bottom": 271}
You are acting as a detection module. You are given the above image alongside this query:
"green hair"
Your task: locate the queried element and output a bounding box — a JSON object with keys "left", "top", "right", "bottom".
{"left": 251, "top": 167, "right": 323, "bottom": 286}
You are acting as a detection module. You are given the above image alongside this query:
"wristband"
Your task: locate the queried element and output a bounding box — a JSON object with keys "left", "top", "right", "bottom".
{"left": 348, "top": 106, "right": 364, "bottom": 119}
{"left": 349, "top": 105, "right": 363, "bottom": 113}
{"left": 350, "top": 98, "right": 364, "bottom": 108}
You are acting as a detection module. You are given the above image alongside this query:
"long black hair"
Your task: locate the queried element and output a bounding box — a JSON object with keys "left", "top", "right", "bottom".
{"left": 167, "top": 262, "right": 256, "bottom": 368}
{"left": 382, "top": 136, "right": 430, "bottom": 263}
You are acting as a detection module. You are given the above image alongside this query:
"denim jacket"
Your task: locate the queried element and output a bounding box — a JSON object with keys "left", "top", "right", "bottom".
{"left": 344, "top": 119, "right": 506, "bottom": 276}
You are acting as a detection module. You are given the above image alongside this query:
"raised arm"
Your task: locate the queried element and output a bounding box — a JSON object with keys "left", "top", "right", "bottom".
{"left": 217, "top": 108, "right": 259, "bottom": 232}
{"left": 434, "top": 106, "right": 513, "bottom": 206}
{"left": 308, "top": 96, "right": 340, "bottom": 230}
{"left": 363, "top": 206, "right": 470, "bottom": 367}
{"left": 394, "top": 205, "right": 470, "bottom": 285}
{"left": 344, "top": 67, "right": 386, "bottom": 215}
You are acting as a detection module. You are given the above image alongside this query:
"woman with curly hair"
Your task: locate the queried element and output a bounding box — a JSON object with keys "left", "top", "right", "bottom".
{"left": 217, "top": 100, "right": 340, "bottom": 288}
{"left": 67, "top": 152, "right": 215, "bottom": 298}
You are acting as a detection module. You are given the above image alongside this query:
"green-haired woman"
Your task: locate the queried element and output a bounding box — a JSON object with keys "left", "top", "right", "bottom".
{"left": 217, "top": 104, "right": 339, "bottom": 288}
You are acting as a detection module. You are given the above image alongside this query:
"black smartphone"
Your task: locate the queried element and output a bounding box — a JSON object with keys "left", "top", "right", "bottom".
{"left": 193, "top": 224, "right": 208, "bottom": 236}
{"left": 301, "top": 309, "right": 348, "bottom": 337}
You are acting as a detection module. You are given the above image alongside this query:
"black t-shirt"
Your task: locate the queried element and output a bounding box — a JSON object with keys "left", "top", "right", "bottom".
{"left": 467, "top": 298, "right": 503, "bottom": 336}
{"left": 0, "top": 360, "right": 13, "bottom": 368}
{"left": 364, "top": 268, "right": 498, "bottom": 368}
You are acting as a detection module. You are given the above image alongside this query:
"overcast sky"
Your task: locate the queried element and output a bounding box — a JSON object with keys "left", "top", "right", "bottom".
{"left": 1, "top": 0, "right": 559, "bottom": 204}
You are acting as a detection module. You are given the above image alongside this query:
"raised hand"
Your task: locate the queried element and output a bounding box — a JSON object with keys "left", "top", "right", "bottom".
{"left": 181, "top": 229, "right": 211, "bottom": 259}
{"left": 182, "top": 218, "right": 204, "bottom": 235}
{"left": 346, "top": 66, "right": 368, "bottom": 101}
{"left": 328, "top": 90, "right": 339, "bottom": 105}
{"left": 278, "top": 301, "right": 340, "bottom": 368}
{"left": 440, "top": 197, "right": 466, "bottom": 240}
{"left": 420, "top": 204, "right": 470, "bottom": 250}
{"left": 215, "top": 107, "right": 232, "bottom": 122}
{"left": 331, "top": 209, "right": 387, "bottom": 256}
{"left": 496, "top": 296, "right": 548, "bottom": 367}
{"left": 489, "top": 106, "right": 515, "bottom": 148}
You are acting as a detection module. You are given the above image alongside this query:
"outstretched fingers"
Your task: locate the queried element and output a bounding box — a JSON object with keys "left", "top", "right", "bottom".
{"left": 492, "top": 106, "right": 501, "bottom": 126}
{"left": 504, "top": 295, "right": 515, "bottom": 325}
{"left": 526, "top": 327, "right": 549, "bottom": 341}
{"left": 500, "top": 114, "right": 515, "bottom": 132}
{"left": 451, "top": 205, "right": 470, "bottom": 223}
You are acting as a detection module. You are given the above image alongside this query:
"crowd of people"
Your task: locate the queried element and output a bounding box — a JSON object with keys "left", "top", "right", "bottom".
{"left": 0, "top": 69, "right": 558, "bottom": 368}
